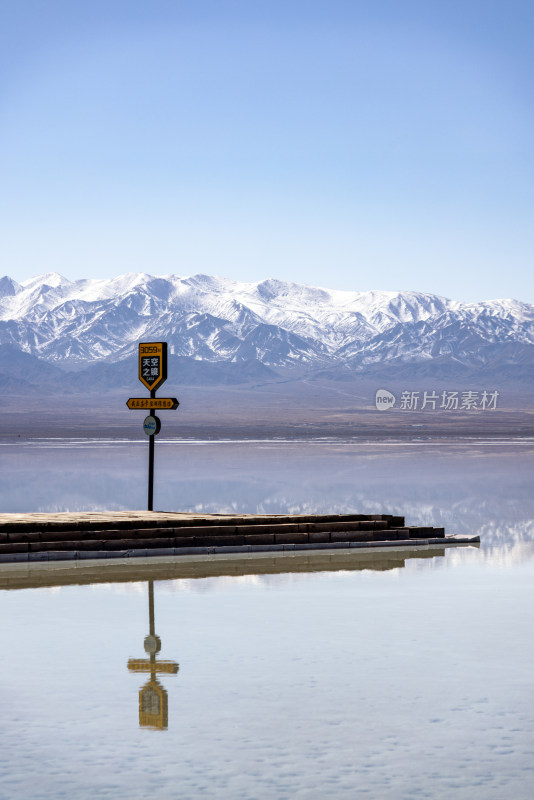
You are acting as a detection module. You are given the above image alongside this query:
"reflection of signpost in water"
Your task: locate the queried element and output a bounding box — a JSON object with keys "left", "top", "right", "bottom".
{"left": 127, "top": 580, "right": 179, "bottom": 730}
{"left": 125, "top": 342, "right": 179, "bottom": 511}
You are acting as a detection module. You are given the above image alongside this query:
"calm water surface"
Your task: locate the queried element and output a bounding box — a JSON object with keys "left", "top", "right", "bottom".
{"left": 0, "top": 439, "right": 533, "bottom": 799}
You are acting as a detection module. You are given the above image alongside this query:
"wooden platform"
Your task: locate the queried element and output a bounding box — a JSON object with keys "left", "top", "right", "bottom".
{"left": 0, "top": 511, "right": 479, "bottom": 563}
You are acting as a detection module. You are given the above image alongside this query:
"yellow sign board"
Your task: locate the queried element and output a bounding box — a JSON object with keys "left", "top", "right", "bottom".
{"left": 138, "top": 342, "right": 167, "bottom": 392}
{"left": 126, "top": 398, "right": 179, "bottom": 410}
{"left": 127, "top": 659, "right": 179, "bottom": 674}
{"left": 139, "top": 680, "right": 168, "bottom": 730}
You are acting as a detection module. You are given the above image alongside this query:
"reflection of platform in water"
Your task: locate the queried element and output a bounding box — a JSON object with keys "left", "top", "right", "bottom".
{"left": 0, "top": 545, "right": 461, "bottom": 591}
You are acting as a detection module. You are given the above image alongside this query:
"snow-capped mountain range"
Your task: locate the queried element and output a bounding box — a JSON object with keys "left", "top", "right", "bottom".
{"left": 1, "top": 272, "right": 534, "bottom": 385}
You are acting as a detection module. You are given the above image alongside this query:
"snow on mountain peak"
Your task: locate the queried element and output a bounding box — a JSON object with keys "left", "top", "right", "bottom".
{"left": 0, "top": 271, "right": 532, "bottom": 370}
{"left": 0, "top": 276, "right": 21, "bottom": 298}
{"left": 20, "top": 272, "right": 70, "bottom": 289}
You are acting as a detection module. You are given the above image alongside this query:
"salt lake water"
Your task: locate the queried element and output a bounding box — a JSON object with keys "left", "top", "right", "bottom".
{"left": 0, "top": 438, "right": 533, "bottom": 798}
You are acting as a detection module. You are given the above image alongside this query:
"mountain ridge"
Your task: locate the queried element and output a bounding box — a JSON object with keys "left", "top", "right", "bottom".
{"left": 1, "top": 272, "right": 534, "bottom": 390}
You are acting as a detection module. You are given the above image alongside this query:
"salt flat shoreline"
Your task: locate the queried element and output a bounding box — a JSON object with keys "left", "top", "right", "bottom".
{"left": 1, "top": 384, "right": 534, "bottom": 440}
{"left": 2, "top": 431, "right": 534, "bottom": 445}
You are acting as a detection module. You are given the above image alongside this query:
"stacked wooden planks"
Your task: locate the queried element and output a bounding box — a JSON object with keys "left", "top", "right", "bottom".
{"left": 0, "top": 510, "right": 474, "bottom": 563}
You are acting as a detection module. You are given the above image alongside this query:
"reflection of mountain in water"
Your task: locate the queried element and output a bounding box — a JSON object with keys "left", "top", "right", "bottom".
{"left": 1, "top": 442, "right": 531, "bottom": 563}
{"left": 180, "top": 481, "right": 534, "bottom": 558}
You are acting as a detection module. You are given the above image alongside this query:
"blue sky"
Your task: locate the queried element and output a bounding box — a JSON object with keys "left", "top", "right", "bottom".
{"left": 1, "top": 0, "right": 533, "bottom": 301}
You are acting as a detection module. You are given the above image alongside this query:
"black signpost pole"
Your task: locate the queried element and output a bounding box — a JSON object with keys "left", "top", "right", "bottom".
{"left": 133, "top": 342, "right": 175, "bottom": 512}
{"left": 148, "top": 389, "right": 156, "bottom": 511}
